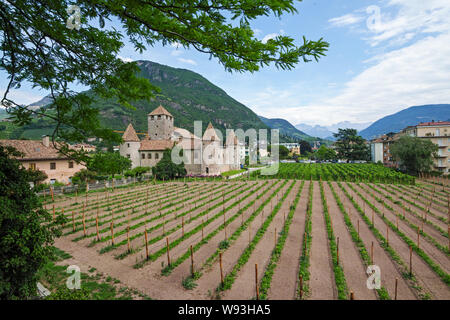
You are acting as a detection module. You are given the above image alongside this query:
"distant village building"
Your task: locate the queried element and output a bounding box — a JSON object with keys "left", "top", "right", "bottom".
{"left": 277, "top": 142, "right": 301, "bottom": 156}
{"left": 0, "top": 136, "right": 85, "bottom": 184}
{"left": 71, "top": 143, "right": 96, "bottom": 153}
{"left": 119, "top": 105, "right": 241, "bottom": 175}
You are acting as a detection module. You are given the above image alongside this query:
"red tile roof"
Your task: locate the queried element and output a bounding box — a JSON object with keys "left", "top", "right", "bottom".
{"left": 149, "top": 105, "right": 172, "bottom": 117}
{"left": 418, "top": 121, "right": 450, "bottom": 127}
{"left": 139, "top": 139, "right": 174, "bottom": 151}
{"left": 0, "top": 139, "right": 68, "bottom": 160}
{"left": 122, "top": 124, "right": 140, "bottom": 142}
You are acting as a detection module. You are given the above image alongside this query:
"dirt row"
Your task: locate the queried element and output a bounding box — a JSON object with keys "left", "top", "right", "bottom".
{"left": 54, "top": 180, "right": 450, "bottom": 300}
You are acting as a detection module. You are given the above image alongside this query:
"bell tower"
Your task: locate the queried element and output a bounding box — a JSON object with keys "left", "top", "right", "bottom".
{"left": 148, "top": 105, "right": 174, "bottom": 140}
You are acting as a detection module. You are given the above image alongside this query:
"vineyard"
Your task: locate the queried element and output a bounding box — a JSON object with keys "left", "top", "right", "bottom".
{"left": 47, "top": 172, "right": 449, "bottom": 300}
{"left": 251, "top": 163, "right": 416, "bottom": 184}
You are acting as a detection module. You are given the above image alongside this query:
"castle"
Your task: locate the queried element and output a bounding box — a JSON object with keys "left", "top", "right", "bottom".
{"left": 119, "top": 105, "right": 241, "bottom": 176}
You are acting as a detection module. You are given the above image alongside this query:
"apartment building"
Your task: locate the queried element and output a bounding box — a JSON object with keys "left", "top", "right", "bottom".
{"left": 400, "top": 121, "right": 450, "bottom": 174}
{"left": 370, "top": 134, "right": 397, "bottom": 167}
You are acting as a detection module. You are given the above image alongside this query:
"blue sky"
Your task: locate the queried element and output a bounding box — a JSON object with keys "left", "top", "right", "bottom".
{"left": 2, "top": 0, "right": 450, "bottom": 127}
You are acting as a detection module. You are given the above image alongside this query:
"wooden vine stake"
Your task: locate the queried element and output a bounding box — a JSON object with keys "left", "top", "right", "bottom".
{"left": 190, "top": 245, "right": 194, "bottom": 277}
{"left": 223, "top": 212, "right": 227, "bottom": 240}
{"left": 219, "top": 252, "right": 224, "bottom": 286}
{"left": 274, "top": 228, "right": 277, "bottom": 248}
{"left": 96, "top": 216, "right": 100, "bottom": 241}
{"left": 409, "top": 245, "right": 413, "bottom": 276}
{"left": 127, "top": 226, "right": 131, "bottom": 253}
{"left": 52, "top": 204, "right": 55, "bottom": 221}
{"left": 386, "top": 225, "right": 390, "bottom": 246}
{"left": 394, "top": 278, "right": 398, "bottom": 300}
{"left": 163, "top": 216, "right": 165, "bottom": 235}
{"left": 336, "top": 237, "right": 340, "bottom": 265}
{"left": 255, "top": 264, "right": 259, "bottom": 300}
{"left": 166, "top": 237, "right": 171, "bottom": 266}
{"left": 82, "top": 208, "right": 86, "bottom": 237}
{"left": 350, "top": 291, "right": 354, "bottom": 300}
{"left": 144, "top": 230, "right": 149, "bottom": 260}
{"left": 182, "top": 217, "right": 185, "bottom": 237}
{"left": 110, "top": 222, "right": 114, "bottom": 245}
{"left": 448, "top": 225, "right": 450, "bottom": 253}
{"left": 417, "top": 228, "right": 420, "bottom": 249}
{"left": 357, "top": 220, "right": 360, "bottom": 239}
{"left": 370, "top": 241, "right": 374, "bottom": 263}
{"left": 201, "top": 219, "right": 204, "bottom": 241}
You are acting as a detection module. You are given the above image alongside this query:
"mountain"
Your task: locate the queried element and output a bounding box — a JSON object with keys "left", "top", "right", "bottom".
{"left": 27, "top": 95, "right": 58, "bottom": 111}
{"left": 295, "top": 121, "right": 372, "bottom": 140}
{"left": 359, "top": 104, "right": 450, "bottom": 140}
{"left": 5, "top": 60, "right": 273, "bottom": 140}
{"left": 259, "top": 116, "right": 329, "bottom": 144}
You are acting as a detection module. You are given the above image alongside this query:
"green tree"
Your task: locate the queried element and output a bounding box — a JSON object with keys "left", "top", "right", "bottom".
{"left": 390, "top": 135, "right": 438, "bottom": 175}
{"left": 0, "top": 146, "right": 62, "bottom": 299}
{"left": 26, "top": 168, "right": 48, "bottom": 186}
{"left": 88, "top": 152, "right": 131, "bottom": 177}
{"left": 152, "top": 149, "right": 186, "bottom": 180}
{"left": 268, "top": 144, "right": 290, "bottom": 159}
{"left": 125, "top": 166, "right": 150, "bottom": 179}
{"left": 314, "top": 145, "right": 337, "bottom": 161}
{"left": 1, "top": 1, "right": 328, "bottom": 161}
{"left": 71, "top": 168, "right": 98, "bottom": 185}
{"left": 333, "top": 129, "right": 370, "bottom": 162}
{"left": 298, "top": 140, "right": 312, "bottom": 154}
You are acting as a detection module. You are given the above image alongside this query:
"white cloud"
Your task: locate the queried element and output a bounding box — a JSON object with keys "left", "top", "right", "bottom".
{"left": 329, "top": 0, "right": 450, "bottom": 47}
{"left": 329, "top": 14, "right": 364, "bottom": 27}
{"left": 118, "top": 55, "right": 134, "bottom": 63}
{"left": 261, "top": 33, "right": 279, "bottom": 44}
{"left": 367, "top": 0, "right": 450, "bottom": 46}
{"left": 274, "top": 32, "right": 450, "bottom": 126}
{"left": 252, "top": 28, "right": 262, "bottom": 36}
{"left": 171, "top": 50, "right": 183, "bottom": 57}
{"left": 177, "top": 58, "right": 197, "bottom": 66}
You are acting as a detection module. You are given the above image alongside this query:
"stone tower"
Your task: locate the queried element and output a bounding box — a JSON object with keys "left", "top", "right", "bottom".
{"left": 119, "top": 123, "right": 141, "bottom": 168}
{"left": 148, "top": 105, "right": 174, "bottom": 140}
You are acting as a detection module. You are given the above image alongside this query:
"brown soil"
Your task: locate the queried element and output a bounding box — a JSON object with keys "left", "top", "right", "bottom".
{"left": 308, "top": 181, "right": 336, "bottom": 300}
{"left": 322, "top": 182, "right": 377, "bottom": 300}
{"left": 266, "top": 181, "right": 310, "bottom": 300}
{"left": 344, "top": 182, "right": 450, "bottom": 300}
